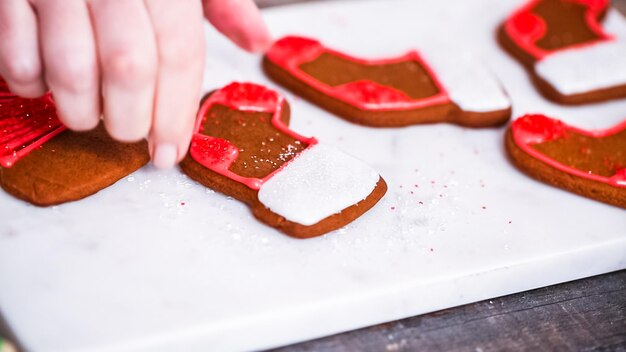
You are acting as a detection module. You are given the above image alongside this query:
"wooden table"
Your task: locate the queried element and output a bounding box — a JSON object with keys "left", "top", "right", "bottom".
{"left": 270, "top": 270, "right": 626, "bottom": 351}
{"left": 1, "top": 1, "right": 624, "bottom": 351}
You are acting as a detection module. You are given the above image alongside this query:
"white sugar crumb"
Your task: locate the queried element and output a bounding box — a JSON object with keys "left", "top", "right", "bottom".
{"left": 278, "top": 143, "right": 301, "bottom": 161}
{"left": 323, "top": 168, "right": 470, "bottom": 255}
{"left": 258, "top": 144, "right": 379, "bottom": 226}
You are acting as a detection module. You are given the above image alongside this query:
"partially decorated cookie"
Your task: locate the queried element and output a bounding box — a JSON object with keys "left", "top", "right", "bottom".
{"left": 506, "top": 114, "right": 625, "bottom": 208}
{"left": 263, "top": 36, "right": 511, "bottom": 128}
{"left": 0, "top": 78, "right": 150, "bottom": 206}
{"left": 499, "top": 0, "right": 626, "bottom": 104}
{"left": 180, "top": 82, "right": 387, "bottom": 238}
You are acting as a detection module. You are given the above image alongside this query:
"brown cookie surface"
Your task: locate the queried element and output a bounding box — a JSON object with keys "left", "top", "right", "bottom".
{"left": 263, "top": 36, "right": 511, "bottom": 128}
{"left": 505, "top": 114, "right": 626, "bottom": 209}
{"left": 298, "top": 52, "right": 441, "bottom": 100}
{"left": 1, "top": 124, "right": 150, "bottom": 206}
{"left": 533, "top": 0, "right": 605, "bottom": 51}
{"left": 180, "top": 83, "right": 387, "bottom": 239}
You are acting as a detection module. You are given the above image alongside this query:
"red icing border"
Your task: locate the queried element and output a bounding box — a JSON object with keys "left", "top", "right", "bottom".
{"left": 511, "top": 114, "right": 626, "bottom": 188}
{"left": 504, "top": 0, "right": 613, "bottom": 60}
{"left": 266, "top": 36, "right": 451, "bottom": 111}
{"left": 189, "top": 82, "right": 318, "bottom": 190}
{"left": 0, "top": 78, "right": 66, "bottom": 168}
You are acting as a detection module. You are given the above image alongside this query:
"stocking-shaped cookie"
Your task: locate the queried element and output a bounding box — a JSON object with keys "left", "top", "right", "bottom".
{"left": 263, "top": 36, "right": 511, "bottom": 128}
{"left": 180, "top": 82, "right": 387, "bottom": 238}
{"left": 0, "top": 78, "right": 150, "bottom": 206}
{"left": 506, "top": 114, "right": 626, "bottom": 208}
{"left": 499, "top": 0, "right": 626, "bottom": 104}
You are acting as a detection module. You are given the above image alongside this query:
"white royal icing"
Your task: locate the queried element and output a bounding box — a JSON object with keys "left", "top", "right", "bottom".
{"left": 257, "top": 144, "right": 380, "bottom": 226}
{"left": 422, "top": 51, "right": 511, "bottom": 112}
{"left": 534, "top": 39, "right": 626, "bottom": 95}
{"left": 603, "top": 10, "right": 626, "bottom": 37}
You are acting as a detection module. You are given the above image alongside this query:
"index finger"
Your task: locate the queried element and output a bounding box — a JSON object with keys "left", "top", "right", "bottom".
{"left": 203, "top": 0, "right": 272, "bottom": 52}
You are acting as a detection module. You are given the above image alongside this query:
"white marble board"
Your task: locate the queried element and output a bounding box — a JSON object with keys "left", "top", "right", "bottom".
{"left": 1, "top": 0, "right": 625, "bottom": 351}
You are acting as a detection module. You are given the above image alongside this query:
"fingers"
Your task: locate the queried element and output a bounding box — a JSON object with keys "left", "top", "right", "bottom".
{"left": 203, "top": 0, "right": 272, "bottom": 52}
{"left": 145, "top": 0, "right": 205, "bottom": 169}
{"left": 0, "top": 0, "right": 46, "bottom": 97}
{"left": 32, "top": 0, "right": 100, "bottom": 131}
{"left": 89, "top": 0, "right": 158, "bottom": 142}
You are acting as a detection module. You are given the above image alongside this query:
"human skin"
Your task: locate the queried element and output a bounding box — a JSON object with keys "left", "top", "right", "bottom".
{"left": 0, "top": 0, "right": 272, "bottom": 168}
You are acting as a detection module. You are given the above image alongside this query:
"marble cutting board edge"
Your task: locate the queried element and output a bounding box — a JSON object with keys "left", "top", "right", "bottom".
{"left": 1, "top": 0, "right": 626, "bottom": 351}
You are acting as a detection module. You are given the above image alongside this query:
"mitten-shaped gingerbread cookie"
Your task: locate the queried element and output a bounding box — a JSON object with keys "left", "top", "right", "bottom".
{"left": 180, "top": 82, "right": 387, "bottom": 238}
{"left": 263, "top": 36, "right": 511, "bottom": 128}
{"left": 506, "top": 114, "right": 625, "bottom": 208}
{"left": 499, "top": 0, "right": 626, "bottom": 104}
{"left": 0, "top": 78, "right": 150, "bottom": 206}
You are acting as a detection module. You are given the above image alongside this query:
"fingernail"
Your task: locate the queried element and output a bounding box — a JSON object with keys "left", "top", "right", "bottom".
{"left": 152, "top": 143, "right": 178, "bottom": 169}
{"left": 0, "top": 337, "right": 17, "bottom": 352}
{"left": 252, "top": 31, "right": 273, "bottom": 53}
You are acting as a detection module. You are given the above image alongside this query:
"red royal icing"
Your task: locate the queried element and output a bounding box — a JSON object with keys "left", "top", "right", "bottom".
{"left": 190, "top": 82, "right": 318, "bottom": 190}
{"left": 511, "top": 114, "right": 626, "bottom": 188}
{"left": 0, "top": 78, "right": 66, "bottom": 168}
{"left": 504, "top": 0, "right": 612, "bottom": 60}
{"left": 265, "top": 36, "right": 451, "bottom": 111}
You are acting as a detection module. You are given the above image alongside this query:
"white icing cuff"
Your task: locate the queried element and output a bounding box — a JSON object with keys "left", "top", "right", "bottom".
{"left": 535, "top": 40, "right": 626, "bottom": 95}
{"left": 257, "top": 144, "right": 380, "bottom": 226}
{"left": 423, "top": 52, "right": 511, "bottom": 112}
{"left": 604, "top": 10, "right": 626, "bottom": 37}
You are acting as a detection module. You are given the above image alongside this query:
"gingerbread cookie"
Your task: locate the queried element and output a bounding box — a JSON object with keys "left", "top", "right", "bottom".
{"left": 180, "top": 82, "right": 387, "bottom": 238}
{"left": 263, "top": 36, "right": 511, "bottom": 128}
{"left": 499, "top": 0, "right": 626, "bottom": 104}
{"left": 0, "top": 78, "right": 150, "bottom": 206}
{"left": 506, "top": 114, "right": 626, "bottom": 208}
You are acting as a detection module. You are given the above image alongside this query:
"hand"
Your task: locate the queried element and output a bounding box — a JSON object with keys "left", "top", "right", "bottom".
{"left": 0, "top": 0, "right": 272, "bottom": 168}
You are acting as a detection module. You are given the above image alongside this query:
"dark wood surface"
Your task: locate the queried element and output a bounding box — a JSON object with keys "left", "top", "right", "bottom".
{"left": 1, "top": 1, "right": 625, "bottom": 351}
{"left": 271, "top": 270, "right": 626, "bottom": 352}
